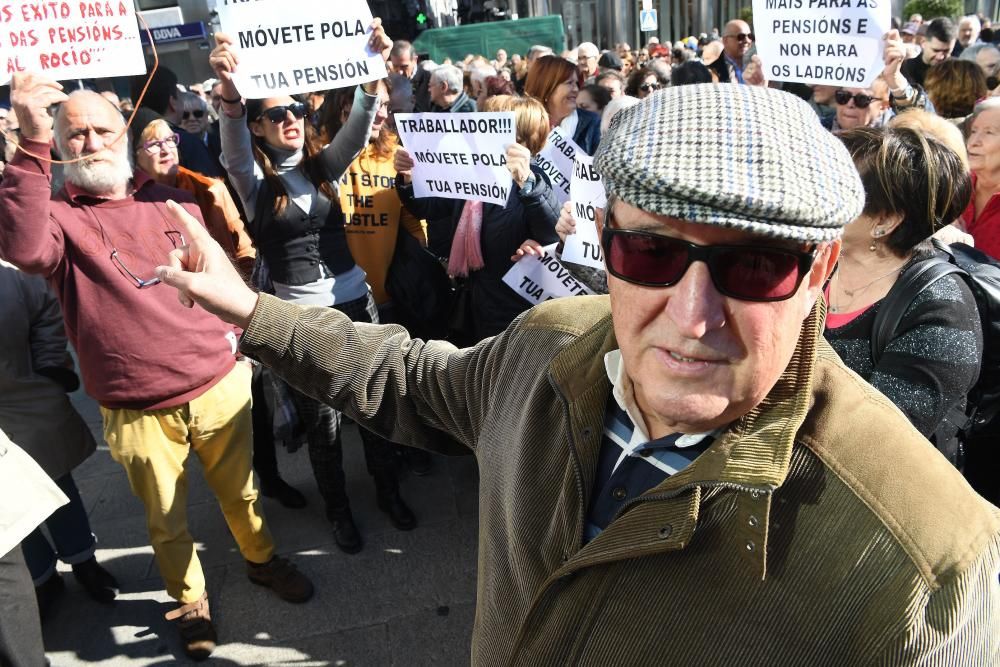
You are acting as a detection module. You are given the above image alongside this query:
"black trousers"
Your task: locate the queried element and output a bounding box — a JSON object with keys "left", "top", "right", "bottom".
{"left": 251, "top": 291, "right": 399, "bottom": 513}
{"left": 0, "top": 545, "right": 46, "bottom": 667}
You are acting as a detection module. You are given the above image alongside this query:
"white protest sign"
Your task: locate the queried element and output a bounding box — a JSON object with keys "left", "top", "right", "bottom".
{"left": 0, "top": 0, "right": 145, "bottom": 85}
{"left": 531, "top": 126, "right": 581, "bottom": 206}
{"left": 395, "top": 112, "right": 516, "bottom": 207}
{"left": 502, "top": 243, "right": 594, "bottom": 306}
{"left": 216, "top": 0, "right": 387, "bottom": 98}
{"left": 562, "top": 153, "right": 607, "bottom": 270}
{"left": 752, "top": 0, "right": 891, "bottom": 87}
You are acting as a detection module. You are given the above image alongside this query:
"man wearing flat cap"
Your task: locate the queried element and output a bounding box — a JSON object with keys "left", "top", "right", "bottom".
{"left": 156, "top": 84, "right": 999, "bottom": 664}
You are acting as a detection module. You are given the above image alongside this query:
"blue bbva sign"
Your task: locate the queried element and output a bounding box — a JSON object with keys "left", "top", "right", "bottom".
{"left": 140, "top": 22, "right": 207, "bottom": 45}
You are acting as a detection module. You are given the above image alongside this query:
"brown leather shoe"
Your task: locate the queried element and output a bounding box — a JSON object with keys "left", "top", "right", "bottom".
{"left": 165, "top": 592, "right": 216, "bottom": 661}
{"left": 246, "top": 556, "right": 314, "bottom": 603}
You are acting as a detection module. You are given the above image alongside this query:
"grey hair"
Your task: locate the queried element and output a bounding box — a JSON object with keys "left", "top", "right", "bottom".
{"left": 179, "top": 91, "right": 207, "bottom": 111}
{"left": 527, "top": 45, "right": 553, "bottom": 59}
{"left": 959, "top": 42, "right": 1000, "bottom": 63}
{"left": 972, "top": 96, "right": 1000, "bottom": 120}
{"left": 431, "top": 65, "right": 464, "bottom": 94}
{"left": 960, "top": 14, "right": 982, "bottom": 30}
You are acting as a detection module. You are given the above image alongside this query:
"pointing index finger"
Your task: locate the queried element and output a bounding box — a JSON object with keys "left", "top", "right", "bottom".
{"left": 165, "top": 199, "right": 208, "bottom": 242}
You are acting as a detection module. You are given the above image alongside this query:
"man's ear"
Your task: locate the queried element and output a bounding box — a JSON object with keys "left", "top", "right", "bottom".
{"left": 804, "top": 239, "right": 841, "bottom": 318}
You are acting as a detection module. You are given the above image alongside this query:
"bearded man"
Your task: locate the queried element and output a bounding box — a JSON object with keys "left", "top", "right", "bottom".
{"left": 0, "top": 74, "right": 314, "bottom": 661}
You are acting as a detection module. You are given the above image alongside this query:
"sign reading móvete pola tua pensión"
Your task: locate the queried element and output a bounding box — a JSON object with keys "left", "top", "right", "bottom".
{"left": 215, "top": 0, "right": 386, "bottom": 98}
{"left": 752, "top": 0, "right": 891, "bottom": 87}
{"left": 394, "top": 112, "right": 517, "bottom": 207}
{"left": 0, "top": 0, "right": 145, "bottom": 85}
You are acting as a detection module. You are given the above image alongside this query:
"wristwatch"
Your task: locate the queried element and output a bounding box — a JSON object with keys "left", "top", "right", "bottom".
{"left": 519, "top": 173, "right": 537, "bottom": 196}
{"left": 891, "top": 84, "right": 914, "bottom": 100}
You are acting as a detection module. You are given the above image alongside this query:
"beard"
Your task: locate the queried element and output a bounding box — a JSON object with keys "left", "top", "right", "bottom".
{"left": 63, "top": 149, "right": 133, "bottom": 195}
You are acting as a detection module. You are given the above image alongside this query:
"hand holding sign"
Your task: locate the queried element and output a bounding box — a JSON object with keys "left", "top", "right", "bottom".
{"left": 506, "top": 143, "right": 533, "bottom": 188}
{"left": 394, "top": 147, "right": 415, "bottom": 183}
{"left": 10, "top": 73, "right": 68, "bottom": 144}
{"left": 555, "top": 201, "right": 576, "bottom": 243}
{"left": 209, "top": 33, "right": 241, "bottom": 102}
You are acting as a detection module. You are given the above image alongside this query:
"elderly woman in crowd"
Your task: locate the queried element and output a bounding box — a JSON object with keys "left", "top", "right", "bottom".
{"left": 394, "top": 96, "right": 560, "bottom": 341}
{"left": 525, "top": 55, "right": 601, "bottom": 154}
{"left": 209, "top": 27, "right": 417, "bottom": 554}
{"left": 825, "top": 125, "right": 981, "bottom": 464}
{"left": 133, "top": 118, "right": 255, "bottom": 277}
{"left": 825, "top": 80, "right": 892, "bottom": 131}
{"left": 625, "top": 66, "right": 667, "bottom": 99}
{"left": 924, "top": 59, "right": 988, "bottom": 128}
{"left": 961, "top": 97, "right": 1000, "bottom": 259}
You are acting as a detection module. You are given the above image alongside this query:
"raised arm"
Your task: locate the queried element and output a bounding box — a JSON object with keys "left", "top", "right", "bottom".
{"left": 209, "top": 33, "right": 264, "bottom": 220}
{"left": 154, "top": 199, "right": 496, "bottom": 451}
{"left": 0, "top": 73, "right": 70, "bottom": 276}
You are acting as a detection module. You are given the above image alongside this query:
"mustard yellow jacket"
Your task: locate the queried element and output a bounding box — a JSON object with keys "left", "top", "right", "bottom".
{"left": 241, "top": 293, "right": 1000, "bottom": 666}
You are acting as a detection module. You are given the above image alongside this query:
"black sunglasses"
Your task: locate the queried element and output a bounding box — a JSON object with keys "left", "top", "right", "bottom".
{"left": 182, "top": 110, "right": 205, "bottom": 120}
{"left": 258, "top": 102, "right": 308, "bottom": 124}
{"left": 640, "top": 82, "right": 662, "bottom": 92}
{"left": 834, "top": 90, "right": 879, "bottom": 108}
{"left": 601, "top": 225, "right": 816, "bottom": 302}
{"left": 725, "top": 32, "right": 754, "bottom": 42}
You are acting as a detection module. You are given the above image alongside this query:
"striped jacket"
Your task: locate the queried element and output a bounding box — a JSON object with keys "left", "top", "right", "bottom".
{"left": 241, "top": 293, "right": 1000, "bottom": 666}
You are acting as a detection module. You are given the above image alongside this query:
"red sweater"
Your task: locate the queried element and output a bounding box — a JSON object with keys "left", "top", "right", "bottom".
{"left": 0, "top": 139, "right": 237, "bottom": 409}
{"left": 962, "top": 172, "right": 1000, "bottom": 261}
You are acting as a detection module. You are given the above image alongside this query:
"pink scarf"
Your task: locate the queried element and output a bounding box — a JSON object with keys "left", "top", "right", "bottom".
{"left": 448, "top": 200, "right": 485, "bottom": 278}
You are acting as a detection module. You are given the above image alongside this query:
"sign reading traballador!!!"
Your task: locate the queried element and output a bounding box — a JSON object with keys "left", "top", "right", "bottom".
{"left": 752, "top": 0, "right": 891, "bottom": 87}
{"left": 215, "top": 0, "right": 387, "bottom": 98}
{"left": 0, "top": 0, "right": 145, "bottom": 84}
{"left": 395, "top": 112, "right": 517, "bottom": 206}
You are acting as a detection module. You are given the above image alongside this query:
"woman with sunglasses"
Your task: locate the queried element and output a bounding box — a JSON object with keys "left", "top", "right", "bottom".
{"left": 825, "top": 126, "right": 981, "bottom": 460}
{"left": 828, "top": 83, "right": 892, "bottom": 131}
{"left": 625, "top": 67, "right": 667, "bottom": 100}
{"left": 209, "top": 24, "right": 417, "bottom": 554}
{"left": 524, "top": 55, "right": 602, "bottom": 155}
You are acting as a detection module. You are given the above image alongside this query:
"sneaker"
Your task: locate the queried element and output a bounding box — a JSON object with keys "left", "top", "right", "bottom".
{"left": 246, "top": 556, "right": 314, "bottom": 603}
{"left": 165, "top": 592, "right": 216, "bottom": 661}
{"left": 72, "top": 557, "right": 119, "bottom": 603}
{"left": 34, "top": 572, "right": 66, "bottom": 621}
{"left": 377, "top": 493, "right": 417, "bottom": 531}
{"left": 258, "top": 477, "right": 307, "bottom": 509}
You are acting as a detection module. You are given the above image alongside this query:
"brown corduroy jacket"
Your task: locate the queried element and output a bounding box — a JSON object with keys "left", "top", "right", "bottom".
{"left": 241, "top": 293, "right": 1000, "bottom": 666}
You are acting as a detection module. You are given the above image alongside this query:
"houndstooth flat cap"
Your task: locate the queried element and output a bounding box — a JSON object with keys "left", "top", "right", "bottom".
{"left": 595, "top": 83, "right": 864, "bottom": 243}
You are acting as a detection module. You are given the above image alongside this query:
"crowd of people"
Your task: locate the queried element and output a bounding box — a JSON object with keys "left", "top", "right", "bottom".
{"left": 1, "top": 8, "right": 999, "bottom": 665}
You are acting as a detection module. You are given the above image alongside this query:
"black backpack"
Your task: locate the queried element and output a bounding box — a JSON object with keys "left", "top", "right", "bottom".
{"left": 871, "top": 240, "right": 1000, "bottom": 505}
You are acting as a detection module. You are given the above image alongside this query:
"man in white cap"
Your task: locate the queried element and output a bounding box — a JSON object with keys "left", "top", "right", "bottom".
{"left": 157, "top": 84, "right": 999, "bottom": 664}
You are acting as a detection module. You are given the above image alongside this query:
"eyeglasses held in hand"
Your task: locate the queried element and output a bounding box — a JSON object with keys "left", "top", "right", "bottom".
{"left": 601, "top": 225, "right": 816, "bottom": 302}
{"left": 140, "top": 134, "right": 180, "bottom": 155}
{"left": 639, "top": 82, "right": 662, "bottom": 92}
{"left": 181, "top": 110, "right": 206, "bottom": 120}
{"left": 834, "top": 90, "right": 879, "bottom": 108}
{"left": 258, "top": 102, "right": 308, "bottom": 124}
{"left": 111, "top": 231, "right": 185, "bottom": 288}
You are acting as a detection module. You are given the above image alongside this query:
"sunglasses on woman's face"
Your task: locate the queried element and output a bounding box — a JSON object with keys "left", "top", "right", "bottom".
{"left": 181, "top": 110, "right": 205, "bottom": 120}
{"left": 258, "top": 102, "right": 308, "bottom": 124}
{"left": 601, "top": 225, "right": 816, "bottom": 302}
{"left": 640, "top": 82, "right": 661, "bottom": 92}
{"left": 834, "top": 90, "right": 878, "bottom": 108}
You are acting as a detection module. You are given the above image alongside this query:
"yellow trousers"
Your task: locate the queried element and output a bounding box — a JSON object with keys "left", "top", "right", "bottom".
{"left": 101, "top": 362, "right": 273, "bottom": 604}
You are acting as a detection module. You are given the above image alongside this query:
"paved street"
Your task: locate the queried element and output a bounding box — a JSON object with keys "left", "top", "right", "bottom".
{"left": 41, "top": 386, "right": 479, "bottom": 666}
